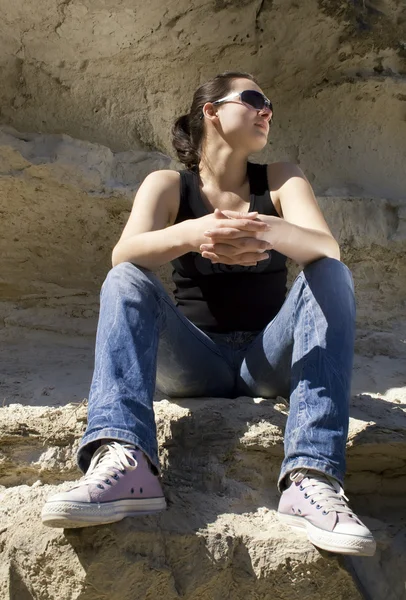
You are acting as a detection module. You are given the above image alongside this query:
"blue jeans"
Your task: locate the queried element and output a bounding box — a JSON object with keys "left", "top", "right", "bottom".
{"left": 77, "top": 257, "right": 356, "bottom": 491}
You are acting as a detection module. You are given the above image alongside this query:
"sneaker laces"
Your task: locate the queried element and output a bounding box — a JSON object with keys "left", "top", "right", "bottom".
{"left": 290, "top": 468, "right": 354, "bottom": 516}
{"left": 72, "top": 441, "right": 138, "bottom": 489}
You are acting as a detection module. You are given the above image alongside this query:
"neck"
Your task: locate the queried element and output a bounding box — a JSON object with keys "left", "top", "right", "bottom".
{"left": 198, "top": 145, "right": 249, "bottom": 192}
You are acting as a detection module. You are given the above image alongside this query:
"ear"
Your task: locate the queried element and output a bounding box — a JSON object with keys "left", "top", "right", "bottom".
{"left": 202, "top": 102, "right": 219, "bottom": 121}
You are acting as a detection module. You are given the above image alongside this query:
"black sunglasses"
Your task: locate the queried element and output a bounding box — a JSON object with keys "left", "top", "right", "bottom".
{"left": 200, "top": 90, "right": 273, "bottom": 119}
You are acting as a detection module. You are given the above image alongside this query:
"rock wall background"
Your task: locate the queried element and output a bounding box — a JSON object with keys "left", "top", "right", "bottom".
{"left": 0, "top": 0, "right": 405, "bottom": 599}
{"left": 1, "top": 0, "right": 406, "bottom": 199}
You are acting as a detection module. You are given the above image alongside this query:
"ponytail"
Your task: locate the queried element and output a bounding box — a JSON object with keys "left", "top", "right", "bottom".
{"left": 171, "top": 114, "right": 200, "bottom": 171}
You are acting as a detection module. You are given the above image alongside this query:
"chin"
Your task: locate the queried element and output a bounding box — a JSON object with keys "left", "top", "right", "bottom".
{"left": 249, "top": 138, "right": 268, "bottom": 153}
{"left": 230, "top": 130, "right": 268, "bottom": 154}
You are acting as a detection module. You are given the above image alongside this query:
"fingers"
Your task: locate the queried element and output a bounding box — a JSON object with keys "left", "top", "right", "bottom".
{"left": 215, "top": 208, "right": 257, "bottom": 219}
{"left": 214, "top": 208, "right": 225, "bottom": 219}
{"left": 201, "top": 250, "right": 269, "bottom": 265}
{"left": 200, "top": 239, "right": 271, "bottom": 255}
{"left": 205, "top": 219, "right": 269, "bottom": 234}
{"left": 219, "top": 209, "right": 259, "bottom": 219}
{"left": 204, "top": 227, "right": 253, "bottom": 240}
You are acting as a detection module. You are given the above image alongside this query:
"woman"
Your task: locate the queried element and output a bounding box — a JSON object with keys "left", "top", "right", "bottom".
{"left": 41, "top": 71, "right": 376, "bottom": 556}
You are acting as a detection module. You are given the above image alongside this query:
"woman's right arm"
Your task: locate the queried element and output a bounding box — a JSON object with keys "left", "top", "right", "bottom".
{"left": 111, "top": 170, "right": 194, "bottom": 271}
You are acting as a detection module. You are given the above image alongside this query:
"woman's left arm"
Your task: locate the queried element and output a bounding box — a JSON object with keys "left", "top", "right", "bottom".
{"left": 260, "top": 163, "right": 340, "bottom": 268}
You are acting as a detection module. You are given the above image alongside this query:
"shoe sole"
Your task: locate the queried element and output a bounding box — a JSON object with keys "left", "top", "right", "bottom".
{"left": 41, "top": 497, "right": 167, "bottom": 528}
{"left": 277, "top": 512, "right": 376, "bottom": 556}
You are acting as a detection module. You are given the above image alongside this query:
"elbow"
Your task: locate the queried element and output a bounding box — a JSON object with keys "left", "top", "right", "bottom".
{"left": 321, "top": 237, "right": 340, "bottom": 262}
{"left": 301, "top": 240, "right": 341, "bottom": 269}
{"left": 332, "top": 239, "right": 341, "bottom": 262}
{"left": 322, "top": 241, "right": 341, "bottom": 264}
{"left": 111, "top": 246, "right": 120, "bottom": 268}
{"left": 111, "top": 245, "right": 156, "bottom": 272}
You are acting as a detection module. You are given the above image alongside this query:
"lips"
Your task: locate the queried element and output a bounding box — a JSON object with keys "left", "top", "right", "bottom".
{"left": 255, "top": 122, "right": 268, "bottom": 131}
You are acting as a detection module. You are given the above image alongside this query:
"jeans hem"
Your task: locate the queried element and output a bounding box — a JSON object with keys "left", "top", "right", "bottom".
{"left": 278, "top": 457, "right": 345, "bottom": 493}
{"left": 77, "top": 428, "right": 160, "bottom": 476}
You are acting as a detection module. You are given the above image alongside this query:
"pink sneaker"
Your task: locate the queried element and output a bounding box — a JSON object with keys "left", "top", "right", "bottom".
{"left": 41, "top": 441, "right": 166, "bottom": 528}
{"left": 277, "top": 469, "right": 376, "bottom": 556}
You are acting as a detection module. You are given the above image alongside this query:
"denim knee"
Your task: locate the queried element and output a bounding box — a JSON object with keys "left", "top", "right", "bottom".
{"left": 102, "top": 261, "right": 146, "bottom": 285}
{"left": 300, "top": 257, "right": 356, "bottom": 321}
{"left": 303, "top": 257, "right": 355, "bottom": 289}
{"left": 303, "top": 256, "right": 351, "bottom": 275}
{"left": 101, "top": 261, "right": 158, "bottom": 296}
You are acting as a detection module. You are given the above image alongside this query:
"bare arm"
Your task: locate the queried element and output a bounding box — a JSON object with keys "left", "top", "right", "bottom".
{"left": 263, "top": 162, "right": 340, "bottom": 268}
{"left": 111, "top": 170, "right": 193, "bottom": 271}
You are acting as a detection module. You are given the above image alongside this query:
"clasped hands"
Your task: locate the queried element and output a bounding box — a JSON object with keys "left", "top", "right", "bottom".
{"left": 199, "top": 208, "right": 277, "bottom": 266}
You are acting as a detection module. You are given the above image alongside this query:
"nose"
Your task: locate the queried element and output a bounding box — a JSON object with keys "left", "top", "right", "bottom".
{"left": 258, "top": 111, "right": 272, "bottom": 123}
{"left": 258, "top": 107, "right": 273, "bottom": 121}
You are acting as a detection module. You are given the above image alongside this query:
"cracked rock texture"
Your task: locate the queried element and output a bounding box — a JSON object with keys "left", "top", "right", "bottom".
{"left": 0, "top": 0, "right": 406, "bottom": 598}
{"left": 1, "top": 0, "right": 406, "bottom": 199}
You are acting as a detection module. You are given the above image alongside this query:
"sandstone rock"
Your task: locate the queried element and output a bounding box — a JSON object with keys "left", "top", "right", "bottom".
{"left": 0, "top": 393, "right": 405, "bottom": 599}
{"left": 0, "top": 126, "right": 178, "bottom": 300}
{"left": 0, "top": 480, "right": 369, "bottom": 600}
{"left": 0, "top": 0, "right": 405, "bottom": 201}
{"left": 0, "top": 398, "right": 398, "bottom": 600}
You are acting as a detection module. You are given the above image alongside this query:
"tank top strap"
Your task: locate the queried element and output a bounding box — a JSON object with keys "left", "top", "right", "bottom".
{"left": 175, "top": 169, "right": 196, "bottom": 223}
{"left": 247, "top": 161, "right": 278, "bottom": 217}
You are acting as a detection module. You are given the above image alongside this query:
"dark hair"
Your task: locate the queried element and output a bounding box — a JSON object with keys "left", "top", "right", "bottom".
{"left": 171, "top": 70, "right": 259, "bottom": 171}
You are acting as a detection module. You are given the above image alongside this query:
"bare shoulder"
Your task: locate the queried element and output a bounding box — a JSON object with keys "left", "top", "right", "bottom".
{"left": 142, "top": 168, "right": 181, "bottom": 195}
{"left": 266, "top": 162, "right": 307, "bottom": 218}
{"left": 144, "top": 168, "right": 180, "bottom": 185}
{"left": 115, "top": 169, "right": 181, "bottom": 245}
{"left": 141, "top": 169, "right": 181, "bottom": 223}
{"left": 266, "top": 161, "right": 306, "bottom": 191}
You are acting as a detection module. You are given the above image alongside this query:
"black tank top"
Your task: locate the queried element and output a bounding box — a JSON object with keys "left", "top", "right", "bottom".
{"left": 170, "top": 161, "right": 288, "bottom": 333}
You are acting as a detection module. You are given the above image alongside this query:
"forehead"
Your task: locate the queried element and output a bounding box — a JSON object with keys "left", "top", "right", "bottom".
{"left": 230, "top": 78, "right": 263, "bottom": 94}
